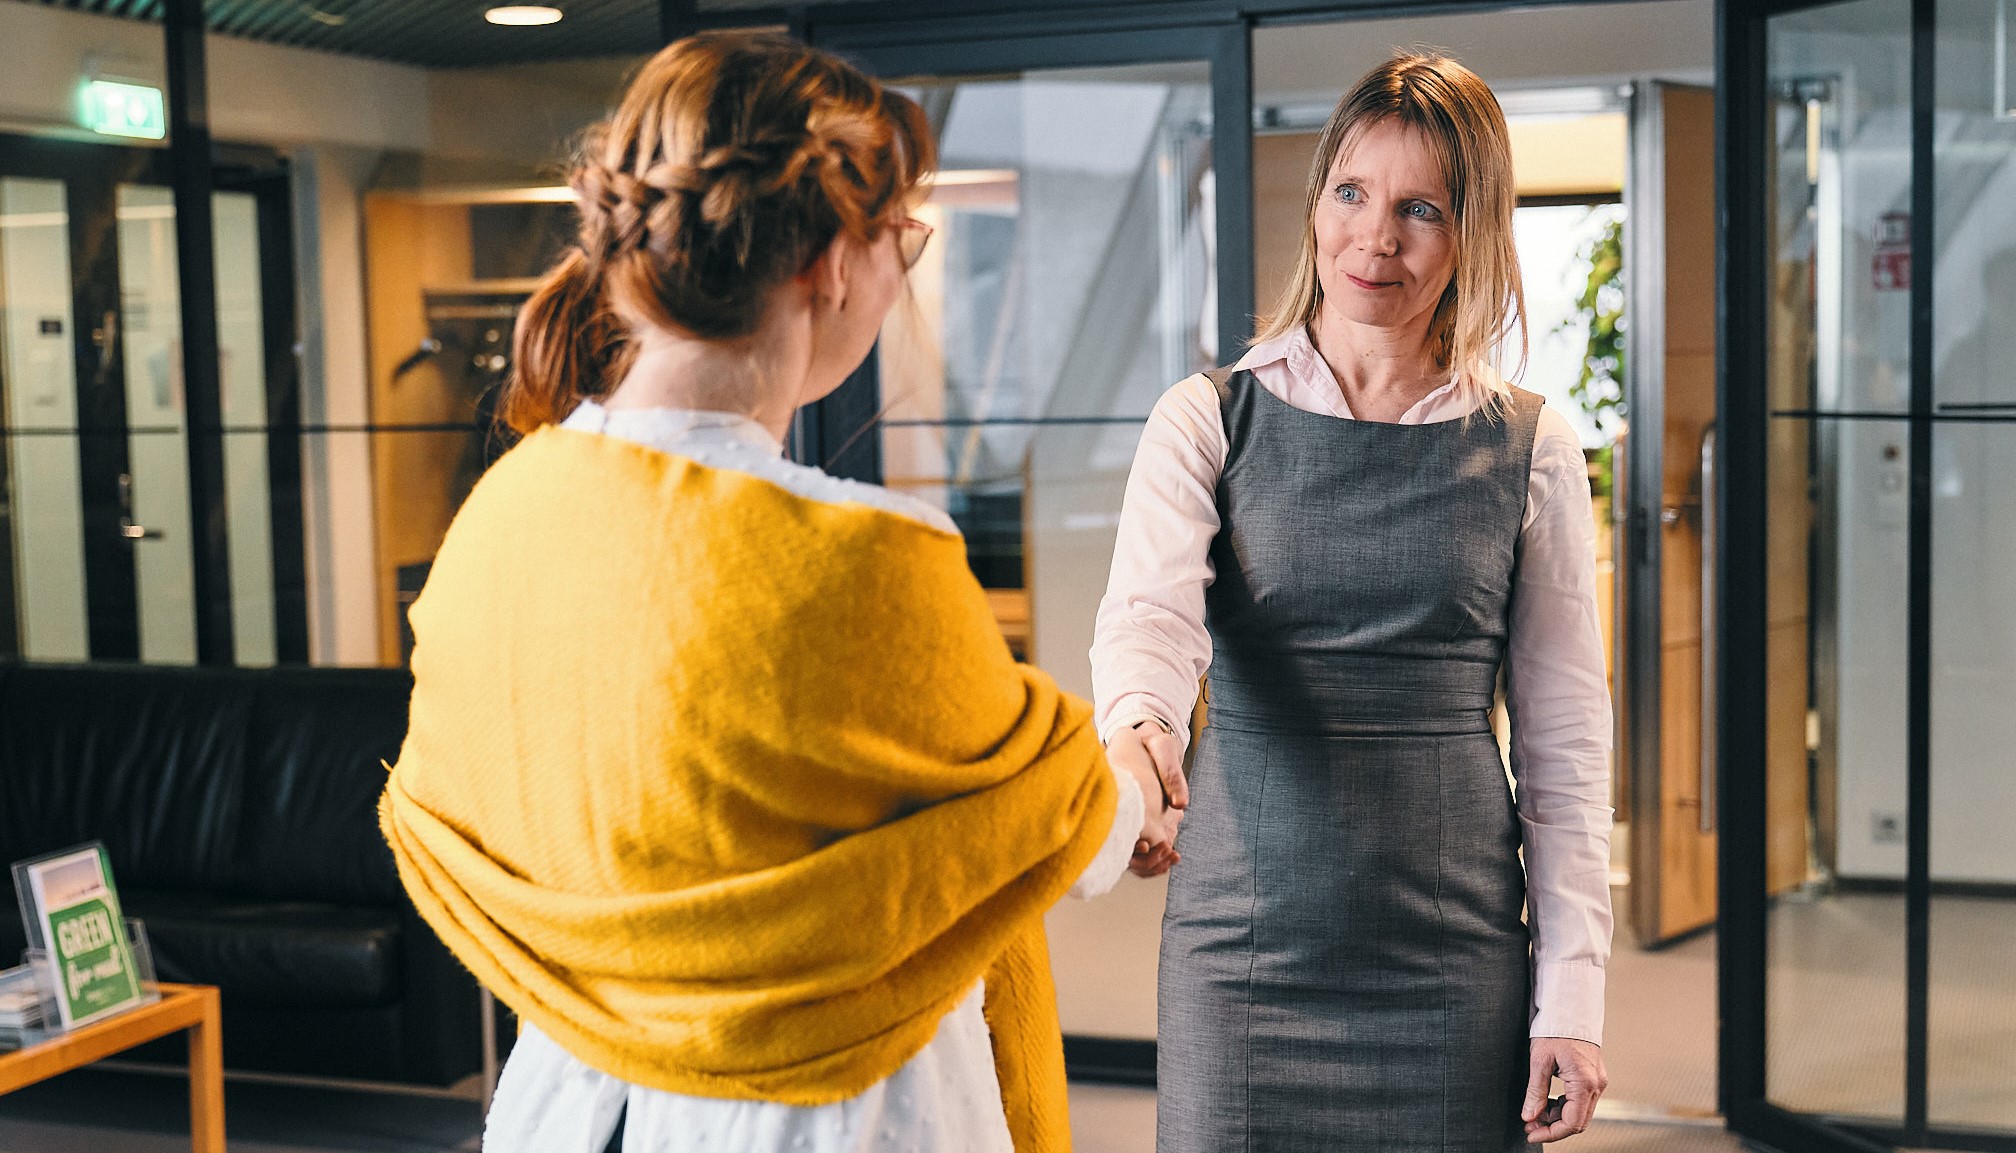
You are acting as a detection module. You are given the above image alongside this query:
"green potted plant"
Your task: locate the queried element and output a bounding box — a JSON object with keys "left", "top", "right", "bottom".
{"left": 1559, "top": 212, "right": 1625, "bottom": 503}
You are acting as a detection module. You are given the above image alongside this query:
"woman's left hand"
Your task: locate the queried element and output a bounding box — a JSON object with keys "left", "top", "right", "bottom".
{"left": 1522, "top": 1037, "right": 1607, "bottom": 1142}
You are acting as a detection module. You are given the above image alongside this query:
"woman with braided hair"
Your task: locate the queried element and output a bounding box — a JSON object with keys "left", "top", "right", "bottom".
{"left": 379, "top": 30, "right": 1174, "bottom": 1153}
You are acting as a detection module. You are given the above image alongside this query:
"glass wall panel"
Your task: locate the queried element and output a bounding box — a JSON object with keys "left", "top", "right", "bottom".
{"left": 875, "top": 60, "right": 1215, "bottom": 1044}
{"left": 353, "top": 57, "right": 637, "bottom": 665}
{"left": 1765, "top": 413, "right": 1909, "bottom": 1124}
{"left": 193, "top": 8, "right": 647, "bottom": 665}
{"left": 1769, "top": 0, "right": 1913, "bottom": 419}
{"left": 1766, "top": 0, "right": 1913, "bottom": 1125}
{"left": 1928, "top": 0, "right": 2016, "bottom": 1134}
{"left": 0, "top": 176, "right": 88, "bottom": 661}
{"left": 111, "top": 185, "right": 280, "bottom": 665}
{"left": 1927, "top": 409, "right": 2016, "bottom": 1136}
{"left": 214, "top": 191, "right": 275, "bottom": 667}
{"left": 878, "top": 62, "right": 1215, "bottom": 682}
{"left": 114, "top": 183, "right": 198, "bottom": 665}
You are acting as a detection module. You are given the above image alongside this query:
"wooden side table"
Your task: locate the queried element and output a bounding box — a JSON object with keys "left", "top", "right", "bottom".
{"left": 0, "top": 982, "right": 224, "bottom": 1152}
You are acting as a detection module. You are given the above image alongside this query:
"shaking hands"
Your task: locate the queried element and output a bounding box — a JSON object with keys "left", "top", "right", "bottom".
{"left": 1107, "top": 719, "right": 1188, "bottom": 877}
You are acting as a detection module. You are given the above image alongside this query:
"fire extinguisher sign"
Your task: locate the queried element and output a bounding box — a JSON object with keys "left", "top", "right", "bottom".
{"left": 1873, "top": 211, "right": 1910, "bottom": 291}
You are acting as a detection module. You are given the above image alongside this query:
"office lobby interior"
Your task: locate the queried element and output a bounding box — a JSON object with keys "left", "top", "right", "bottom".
{"left": 0, "top": 0, "right": 2010, "bottom": 1150}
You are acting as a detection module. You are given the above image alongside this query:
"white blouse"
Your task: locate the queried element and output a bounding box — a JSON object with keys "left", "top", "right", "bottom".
{"left": 1091, "top": 327, "right": 1615, "bottom": 1045}
{"left": 482, "top": 401, "right": 1145, "bottom": 1153}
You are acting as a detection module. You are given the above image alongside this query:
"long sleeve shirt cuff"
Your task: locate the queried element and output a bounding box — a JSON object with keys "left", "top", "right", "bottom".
{"left": 1529, "top": 960, "right": 1605, "bottom": 1045}
{"left": 1097, "top": 701, "right": 1181, "bottom": 749}
{"left": 1067, "top": 762, "right": 1144, "bottom": 901}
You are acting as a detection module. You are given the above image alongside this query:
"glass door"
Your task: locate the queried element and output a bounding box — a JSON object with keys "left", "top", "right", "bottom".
{"left": 112, "top": 183, "right": 281, "bottom": 665}
{"left": 1726, "top": 0, "right": 2016, "bottom": 1147}
{"left": 801, "top": 20, "right": 1249, "bottom": 1059}
{"left": 0, "top": 137, "right": 296, "bottom": 665}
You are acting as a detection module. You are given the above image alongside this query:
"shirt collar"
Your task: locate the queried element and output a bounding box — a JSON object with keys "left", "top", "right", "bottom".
{"left": 1231, "top": 326, "right": 1315, "bottom": 376}
{"left": 1229, "top": 323, "right": 1506, "bottom": 420}
{"left": 564, "top": 400, "right": 785, "bottom": 457}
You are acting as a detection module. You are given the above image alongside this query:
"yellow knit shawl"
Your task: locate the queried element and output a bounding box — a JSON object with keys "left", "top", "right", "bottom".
{"left": 380, "top": 427, "right": 1115, "bottom": 1152}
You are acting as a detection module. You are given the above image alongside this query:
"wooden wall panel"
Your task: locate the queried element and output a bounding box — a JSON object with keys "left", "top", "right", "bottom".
{"left": 364, "top": 196, "right": 473, "bottom": 663}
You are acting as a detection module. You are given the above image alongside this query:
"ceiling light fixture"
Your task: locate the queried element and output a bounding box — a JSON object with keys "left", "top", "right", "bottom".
{"left": 484, "top": 6, "right": 563, "bottom": 26}
{"left": 300, "top": 3, "right": 348, "bottom": 28}
{"left": 1998, "top": 0, "right": 2015, "bottom": 117}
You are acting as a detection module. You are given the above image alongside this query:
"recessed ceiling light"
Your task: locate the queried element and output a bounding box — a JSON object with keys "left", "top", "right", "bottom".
{"left": 484, "top": 6, "right": 563, "bottom": 26}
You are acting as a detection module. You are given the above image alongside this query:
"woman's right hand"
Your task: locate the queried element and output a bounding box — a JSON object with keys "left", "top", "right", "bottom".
{"left": 1108, "top": 722, "right": 1188, "bottom": 877}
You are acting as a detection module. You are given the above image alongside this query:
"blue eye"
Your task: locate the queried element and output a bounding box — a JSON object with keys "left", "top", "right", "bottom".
{"left": 1405, "top": 201, "right": 1442, "bottom": 221}
{"left": 1335, "top": 183, "right": 1362, "bottom": 203}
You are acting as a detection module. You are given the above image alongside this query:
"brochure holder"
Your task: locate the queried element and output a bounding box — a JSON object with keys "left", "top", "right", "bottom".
{"left": 8, "top": 842, "right": 156, "bottom": 1039}
{"left": 2, "top": 919, "right": 159, "bottom": 1045}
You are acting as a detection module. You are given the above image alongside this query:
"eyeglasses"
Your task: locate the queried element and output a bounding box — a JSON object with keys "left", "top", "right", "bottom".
{"left": 896, "top": 217, "right": 934, "bottom": 269}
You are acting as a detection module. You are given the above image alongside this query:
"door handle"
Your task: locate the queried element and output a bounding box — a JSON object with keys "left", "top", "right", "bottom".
{"left": 116, "top": 473, "right": 163, "bottom": 541}
{"left": 90, "top": 310, "right": 119, "bottom": 386}
{"left": 1699, "top": 426, "right": 1717, "bottom": 834}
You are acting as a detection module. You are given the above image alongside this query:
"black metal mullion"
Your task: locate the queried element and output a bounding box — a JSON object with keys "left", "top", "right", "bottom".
{"left": 1744, "top": 1103, "right": 1898, "bottom": 1153}
{"left": 1850, "top": 1122, "right": 2016, "bottom": 1153}
{"left": 250, "top": 169, "right": 309, "bottom": 664}
{"left": 163, "top": 0, "right": 236, "bottom": 667}
{"left": 0, "top": 430, "right": 17, "bottom": 659}
{"left": 69, "top": 165, "right": 143, "bottom": 661}
{"left": 1211, "top": 20, "right": 1255, "bottom": 359}
{"left": 1905, "top": 0, "right": 1935, "bottom": 1137}
{"left": 1715, "top": 0, "right": 1774, "bottom": 1126}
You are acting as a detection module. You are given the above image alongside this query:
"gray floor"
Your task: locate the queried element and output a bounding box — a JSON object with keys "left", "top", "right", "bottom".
{"left": 1595, "top": 890, "right": 2016, "bottom": 1132}
{"left": 1602, "top": 902, "right": 1719, "bottom": 1118}
{"left": 0, "top": 1071, "right": 1753, "bottom": 1153}
{"left": 1, "top": 889, "right": 2007, "bottom": 1151}
{"left": 1068, "top": 1084, "right": 1753, "bottom": 1153}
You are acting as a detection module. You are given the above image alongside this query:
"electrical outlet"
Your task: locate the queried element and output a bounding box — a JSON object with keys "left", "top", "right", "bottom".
{"left": 1871, "top": 812, "right": 1905, "bottom": 844}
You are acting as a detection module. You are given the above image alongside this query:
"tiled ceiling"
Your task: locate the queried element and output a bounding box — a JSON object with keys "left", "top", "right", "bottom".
{"left": 26, "top": 0, "right": 666, "bottom": 68}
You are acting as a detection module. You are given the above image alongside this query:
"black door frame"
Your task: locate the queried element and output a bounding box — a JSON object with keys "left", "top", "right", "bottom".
{"left": 1719, "top": 0, "right": 2014, "bottom": 1145}
{"left": 0, "top": 134, "right": 308, "bottom": 664}
{"left": 215, "top": 147, "right": 312, "bottom": 665}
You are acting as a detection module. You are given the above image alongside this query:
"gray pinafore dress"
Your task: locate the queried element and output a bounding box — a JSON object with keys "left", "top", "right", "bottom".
{"left": 1157, "top": 368, "right": 1543, "bottom": 1153}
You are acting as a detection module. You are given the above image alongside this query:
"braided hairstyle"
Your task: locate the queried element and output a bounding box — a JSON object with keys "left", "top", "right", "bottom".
{"left": 504, "top": 31, "right": 935, "bottom": 433}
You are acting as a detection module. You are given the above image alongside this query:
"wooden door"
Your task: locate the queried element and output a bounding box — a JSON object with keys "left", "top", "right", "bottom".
{"left": 1624, "top": 83, "right": 1721, "bottom": 944}
{"left": 1625, "top": 83, "right": 1812, "bottom": 946}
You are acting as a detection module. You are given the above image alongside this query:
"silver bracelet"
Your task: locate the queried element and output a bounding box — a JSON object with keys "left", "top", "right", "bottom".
{"left": 1131, "top": 715, "right": 1177, "bottom": 737}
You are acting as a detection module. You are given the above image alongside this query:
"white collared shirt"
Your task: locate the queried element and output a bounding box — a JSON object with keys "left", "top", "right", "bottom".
{"left": 1090, "top": 327, "right": 1616, "bottom": 1044}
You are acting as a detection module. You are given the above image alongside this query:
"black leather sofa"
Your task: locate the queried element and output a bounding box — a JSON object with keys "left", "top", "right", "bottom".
{"left": 0, "top": 662, "right": 485, "bottom": 1086}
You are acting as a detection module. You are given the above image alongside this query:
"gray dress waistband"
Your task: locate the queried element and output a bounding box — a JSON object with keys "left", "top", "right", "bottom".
{"left": 1206, "top": 652, "right": 1498, "bottom": 737}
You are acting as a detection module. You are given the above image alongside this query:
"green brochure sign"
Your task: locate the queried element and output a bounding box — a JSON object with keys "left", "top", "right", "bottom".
{"left": 15, "top": 845, "right": 145, "bottom": 1029}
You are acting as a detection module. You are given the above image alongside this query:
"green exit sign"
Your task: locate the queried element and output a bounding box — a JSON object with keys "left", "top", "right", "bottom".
{"left": 80, "top": 80, "right": 166, "bottom": 140}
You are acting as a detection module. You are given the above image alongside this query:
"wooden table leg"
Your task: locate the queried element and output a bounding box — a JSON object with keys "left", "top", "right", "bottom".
{"left": 186, "top": 986, "right": 226, "bottom": 1153}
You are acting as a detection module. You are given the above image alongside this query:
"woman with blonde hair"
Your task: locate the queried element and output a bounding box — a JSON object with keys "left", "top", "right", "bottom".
{"left": 1094, "top": 53, "right": 1614, "bottom": 1150}
{"left": 380, "top": 31, "right": 1171, "bottom": 1153}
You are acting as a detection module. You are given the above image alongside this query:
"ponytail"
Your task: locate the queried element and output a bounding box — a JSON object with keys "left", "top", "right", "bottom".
{"left": 504, "top": 249, "right": 633, "bottom": 434}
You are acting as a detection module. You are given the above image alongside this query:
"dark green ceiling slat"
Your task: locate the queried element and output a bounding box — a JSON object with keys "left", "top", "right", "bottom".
{"left": 18, "top": 0, "right": 662, "bottom": 67}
